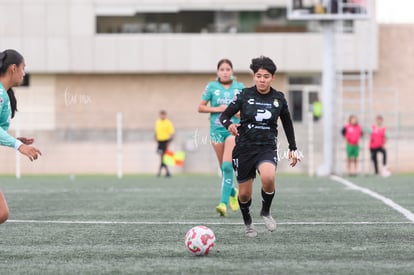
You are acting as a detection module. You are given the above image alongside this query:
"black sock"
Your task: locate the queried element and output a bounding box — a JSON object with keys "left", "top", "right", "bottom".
{"left": 238, "top": 198, "right": 252, "bottom": 226}
{"left": 260, "top": 189, "right": 275, "bottom": 216}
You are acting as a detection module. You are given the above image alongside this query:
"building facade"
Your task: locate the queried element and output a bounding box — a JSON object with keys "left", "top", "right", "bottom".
{"left": 0, "top": 0, "right": 411, "bottom": 175}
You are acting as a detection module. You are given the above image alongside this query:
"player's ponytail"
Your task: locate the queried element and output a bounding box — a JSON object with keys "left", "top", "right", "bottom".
{"left": 7, "top": 88, "right": 17, "bottom": 118}
{"left": 0, "top": 51, "right": 6, "bottom": 73}
{"left": 0, "top": 50, "right": 24, "bottom": 118}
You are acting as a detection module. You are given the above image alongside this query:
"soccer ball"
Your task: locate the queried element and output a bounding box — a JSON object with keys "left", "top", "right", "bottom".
{"left": 381, "top": 167, "right": 391, "bottom": 177}
{"left": 184, "top": 226, "right": 216, "bottom": 256}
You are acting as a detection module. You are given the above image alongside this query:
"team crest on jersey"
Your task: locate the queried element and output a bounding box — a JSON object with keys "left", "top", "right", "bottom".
{"left": 273, "top": 99, "right": 279, "bottom": 108}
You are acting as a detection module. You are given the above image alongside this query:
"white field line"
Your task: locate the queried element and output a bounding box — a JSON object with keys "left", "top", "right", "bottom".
{"left": 6, "top": 220, "right": 412, "bottom": 225}
{"left": 331, "top": 175, "right": 414, "bottom": 223}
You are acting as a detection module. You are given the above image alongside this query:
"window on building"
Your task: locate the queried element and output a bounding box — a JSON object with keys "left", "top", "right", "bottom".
{"left": 289, "top": 75, "right": 321, "bottom": 122}
{"left": 290, "top": 90, "right": 303, "bottom": 122}
{"left": 96, "top": 8, "right": 309, "bottom": 34}
{"left": 21, "top": 74, "right": 30, "bottom": 87}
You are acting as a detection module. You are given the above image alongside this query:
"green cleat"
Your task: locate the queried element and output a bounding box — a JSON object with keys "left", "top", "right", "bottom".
{"left": 215, "top": 202, "right": 227, "bottom": 216}
{"left": 229, "top": 188, "right": 240, "bottom": 211}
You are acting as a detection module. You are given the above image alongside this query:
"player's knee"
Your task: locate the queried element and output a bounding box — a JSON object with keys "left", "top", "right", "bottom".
{"left": 261, "top": 178, "right": 275, "bottom": 191}
{"left": 238, "top": 194, "right": 251, "bottom": 203}
{"left": 221, "top": 162, "right": 233, "bottom": 175}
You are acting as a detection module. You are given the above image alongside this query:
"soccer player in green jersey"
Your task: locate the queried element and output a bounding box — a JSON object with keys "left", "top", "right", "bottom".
{"left": 198, "top": 59, "right": 244, "bottom": 216}
{"left": 220, "top": 56, "right": 299, "bottom": 237}
{"left": 0, "top": 49, "right": 42, "bottom": 224}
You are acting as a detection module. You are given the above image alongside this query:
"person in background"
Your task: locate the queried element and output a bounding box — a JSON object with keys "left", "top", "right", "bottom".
{"left": 154, "top": 110, "right": 175, "bottom": 178}
{"left": 0, "top": 49, "right": 42, "bottom": 224}
{"left": 368, "top": 115, "right": 390, "bottom": 177}
{"left": 220, "top": 56, "right": 299, "bottom": 237}
{"left": 198, "top": 58, "right": 244, "bottom": 217}
{"left": 341, "top": 114, "right": 363, "bottom": 176}
{"left": 312, "top": 98, "right": 322, "bottom": 122}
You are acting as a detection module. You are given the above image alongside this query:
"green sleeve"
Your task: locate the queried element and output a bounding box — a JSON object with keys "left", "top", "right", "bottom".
{"left": 0, "top": 127, "right": 17, "bottom": 148}
{"left": 201, "top": 83, "right": 213, "bottom": 101}
{"left": 0, "top": 91, "right": 18, "bottom": 148}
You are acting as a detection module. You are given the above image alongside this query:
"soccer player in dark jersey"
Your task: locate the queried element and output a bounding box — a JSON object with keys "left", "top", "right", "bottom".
{"left": 220, "top": 56, "right": 299, "bottom": 237}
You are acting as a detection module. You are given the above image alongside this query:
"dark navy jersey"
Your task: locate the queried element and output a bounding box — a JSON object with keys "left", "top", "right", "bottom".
{"left": 220, "top": 86, "right": 297, "bottom": 151}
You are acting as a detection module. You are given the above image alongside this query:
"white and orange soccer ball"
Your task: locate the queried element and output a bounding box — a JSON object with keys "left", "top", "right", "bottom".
{"left": 184, "top": 226, "right": 216, "bottom": 256}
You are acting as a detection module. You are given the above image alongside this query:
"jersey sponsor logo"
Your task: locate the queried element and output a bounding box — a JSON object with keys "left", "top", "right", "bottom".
{"left": 248, "top": 98, "right": 255, "bottom": 104}
{"left": 273, "top": 99, "right": 279, "bottom": 108}
{"left": 216, "top": 97, "right": 232, "bottom": 105}
{"left": 252, "top": 125, "right": 270, "bottom": 130}
{"left": 255, "top": 109, "right": 272, "bottom": 122}
{"left": 255, "top": 102, "right": 272, "bottom": 107}
{"left": 214, "top": 89, "right": 220, "bottom": 96}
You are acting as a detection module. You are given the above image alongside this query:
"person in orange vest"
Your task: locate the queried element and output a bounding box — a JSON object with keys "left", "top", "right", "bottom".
{"left": 368, "top": 115, "right": 390, "bottom": 177}
{"left": 341, "top": 115, "right": 363, "bottom": 176}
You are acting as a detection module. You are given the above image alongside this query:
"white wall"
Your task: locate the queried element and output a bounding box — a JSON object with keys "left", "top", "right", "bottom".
{"left": 0, "top": 0, "right": 378, "bottom": 73}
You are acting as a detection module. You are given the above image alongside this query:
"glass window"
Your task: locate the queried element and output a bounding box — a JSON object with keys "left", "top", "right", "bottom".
{"left": 96, "top": 8, "right": 309, "bottom": 34}
{"left": 290, "top": 90, "right": 303, "bottom": 122}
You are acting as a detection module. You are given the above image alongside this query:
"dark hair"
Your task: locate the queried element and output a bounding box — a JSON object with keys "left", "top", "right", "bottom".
{"left": 0, "top": 49, "right": 24, "bottom": 75}
{"left": 217, "top": 59, "right": 233, "bottom": 70}
{"left": 7, "top": 88, "right": 17, "bottom": 118}
{"left": 250, "top": 56, "right": 277, "bottom": 75}
{"left": 0, "top": 49, "right": 23, "bottom": 118}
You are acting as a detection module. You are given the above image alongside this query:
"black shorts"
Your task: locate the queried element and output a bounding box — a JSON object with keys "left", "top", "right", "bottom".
{"left": 157, "top": 140, "right": 169, "bottom": 155}
{"left": 232, "top": 146, "right": 278, "bottom": 183}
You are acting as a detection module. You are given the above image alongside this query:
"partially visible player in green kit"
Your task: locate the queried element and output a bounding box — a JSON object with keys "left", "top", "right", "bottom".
{"left": 198, "top": 59, "right": 244, "bottom": 216}
{"left": 0, "top": 49, "right": 42, "bottom": 224}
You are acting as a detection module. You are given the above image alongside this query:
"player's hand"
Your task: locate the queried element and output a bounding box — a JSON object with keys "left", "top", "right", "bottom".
{"left": 228, "top": 123, "right": 240, "bottom": 136}
{"left": 289, "top": 150, "right": 300, "bottom": 167}
{"left": 17, "top": 137, "right": 35, "bottom": 145}
{"left": 18, "top": 144, "right": 42, "bottom": 161}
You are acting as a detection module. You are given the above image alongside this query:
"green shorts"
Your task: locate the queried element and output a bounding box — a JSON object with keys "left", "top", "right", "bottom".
{"left": 346, "top": 143, "right": 360, "bottom": 158}
{"left": 210, "top": 127, "right": 232, "bottom": 143}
